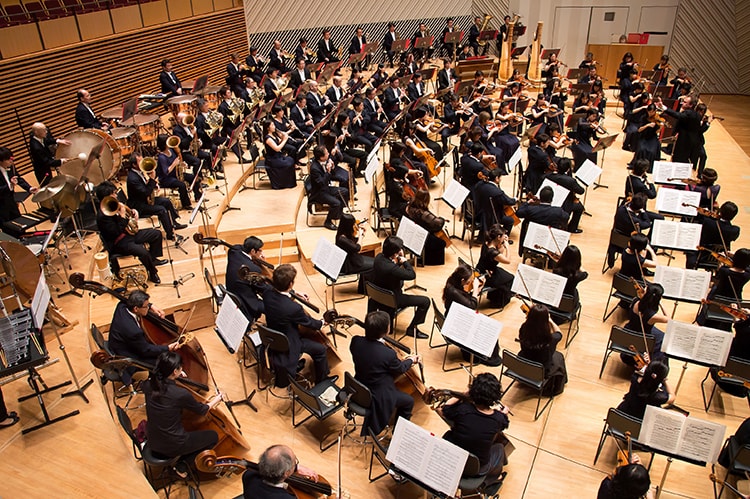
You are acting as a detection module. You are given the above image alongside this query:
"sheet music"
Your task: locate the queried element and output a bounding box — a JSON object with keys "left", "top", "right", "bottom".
{"left": 215, "top": 297, "right": 250, "bottom": 353}
{"left": 387, "top": 417, "right": 468, "bottom": 496}
{"left": 396, "top": 216, "right": 428, "bottom": 255}
{"left": 508, "top": 147, "right": 522, "bottom": 173}
{"left": 31, "top": 271, "right": 50, "bottom": 331}
{"left": 441, "top": 302, "right": 503, "bottom": 357}
{"left": 664, "top": 320, "right": 733, "bottom": 366}
{"left": 655, "top": 188, "right": 700, "bottom": 216}
{"left": 650, "top": 220, "right": 702, "bottom": 251}
{"left": 663, "top": 320, "right": 701, "bottom": 359}
{"left": 536, "top": 178, "right": 569, "bottom": 208}
{"left": 364, "top": 150, "right": 381, "bottom": 184}
{"left": 641, "top": 406, "right": 726, "bottom": 463}
{"left": 510, "top": 264, "right": 566, "bottom": 307}
{"left": 311, "top": 237, "right": 347, "bottom": 281}
{"left": 441, "top": 180, "right": 470, "bottom": 210}
{"left": 681, "top": 269, "right": 711, "bottom": 301}
{"left": 522, "top": 222, "right": 570, "bottom": 253}
{"left": 640, "top": 406, "right": 685, "bottom": 455}
{"left": 654, "top": 265, "right": 683, "bottom": 299}
{"left": 652, "top": 161, "right": 693, "bottom": 184}
{"left": 694, "top": 327, "right": 733, "bottom": 366}
{"left": 679, "top": 418, "right": 725, "bottom": 463}
{"left": 574, "top": 159, "right": 602, "bottom": 187}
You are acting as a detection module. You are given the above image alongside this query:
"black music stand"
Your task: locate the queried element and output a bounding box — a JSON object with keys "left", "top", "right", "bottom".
{"left": 214, "top": 296, "right": 257, "bottom": 414}
{"left": 566, "top": 68, "right": 586, "bottom": 80}
{"left": 347, "top": 52, "right": 366, "bottom": 70}
{"left": 478, "top": 30, "right": 498, "bottom": 44}
{"left": 316, "top": 62, "right": 341, "bottom": 84}
{"left": 592, "top": 133, "right": 619, "bottom": 190}
{"left": 570, "top": 83, "right": 592, "bottom": 96}
{"left": 540, "top": 48, "right": 560, "bottom": 60}
{"left": 121, "top": 98, "right": 138, "bottom": 123}
{"left": 362, "top": 42, "right": 379, "bottom": 70}
{"left": 652, "top": 85, "right": 673, "bottom": 100}
{"left": 510, "top": 46, "right": 527, "bottom": 58}
{"left": 390, "top": 38, "right": 410, "bottom": 63}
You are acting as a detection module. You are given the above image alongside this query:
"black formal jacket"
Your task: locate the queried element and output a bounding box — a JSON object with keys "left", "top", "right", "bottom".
{"left": 663, "top": 107, "right": 703, "bottom": 159}
{"left": 172, "top": 124, "right": 195, "bottom": 152}
{"left": 437, "top": 68, "right": 454, "bottom": 90}
{"left": 29, "top": 133, "right": 61, "bottom": 183}
{"left": 159, "top": 70, "right": 182, "bottom": 96}
{"left": 459, "top": 154, "right": 485, "bottom": 190}
{"left": 306, "top": 91, "right": 327, "bottom": 123}
{"left": 289, "top": 105, "right": 313, "bottom": 135}
{"left": 473, "top": 179, "right": 515, "bottom": 225}
{"left": 288, "top": 68, "right": 311, "bottom": 90}
{"left": 625, "top": 174, "right": 656, "bottom": 199}
{"left": 613, "top": 204, "right": 652, "bottom": 235}
{"left": 108, "top": 302, "right": 169, "bottom": 361}
{"left": 370, "top": 253, "right": 415, "bottom": 299}
{"left": 308, "top": 159, "right": 341, "bottom": 204}
{"left": 325, "top": 85, "right": 344, "bottom": 104}
{"left": 225, "top": 246, "right": 268, "bottom": 319}
{"left": 97, "top": 212, "right": 129, "bottom": 252}
{"left": 349, "top": 34, "right": 367, "bottom": 54}
{"left": 268, "top": 48, "right": 287, "bottom": 72}
{"left": 317, "top": 38, "right": 338, "bottom": 62}
{"left": 407, "top": 81, "right": 424, "bottom": 102}
{"left": 524, "top": 144, "right": 550, "bottom": 193}
{"left": 195, "top": 112, "right": 213, "bottom": 148}
{"left": 516, "top": 202, "right": 569, "bottom": 230}
{"left": 75, "top": 102, "right": 103, "bottom": 129}
{"left": 545, "top": 172, "right": 585, "bottom": 214}
{"left": 700, "top": 217, "right": 740, "bottom": 248}
{"left": 0, "top": 166, "right": 31, "bottom": 222}
{"left": 242, "top": 470, "right": 295, "bottom": 498}
{"left": 383, "top": 31, "right": 397, "bottom": 52}
{"left": 382, "top": 87, "right": 402, "bottom": 117}
{"left": 126, "top": 169, "right": 157, "bottom": 210}
{"left": 143, "top": 379, "right": 208, "bottom": 457}
{"left": 226, "top": 62, "right": 243, "bottom": 89}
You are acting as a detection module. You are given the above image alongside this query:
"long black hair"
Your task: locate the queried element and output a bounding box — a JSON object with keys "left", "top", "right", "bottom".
{"left": 150, "top": 351, "right": 182, "bottom": 396}
{"left": 636, "top": 359, "right": 669, "bottom": 398}
{"left": 554, "top": 245, "right": 582, "bottom": 279}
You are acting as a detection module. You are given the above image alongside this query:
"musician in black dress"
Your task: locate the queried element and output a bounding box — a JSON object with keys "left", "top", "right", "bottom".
{"left": 552, "top": 245, "right": 588, "bottom": 308}
{"left": 226, "top": 235, "right": 271, "bottom": 321}
{"left": 620, "top": 233, "right": 657, "bottom": 281}
{"left": 476, "top": 225, "right": 514, "bottom": 309}
{"left": 29, "top": 122, "right": 70, "bottom": 186}
{"left": 74, "top": 89, "right": 108, "bottom": 130}
{"left": 617, "top": 359, "right": 674, "bottom": 419}
{"left": 262, "top": 264, "right": 332, "bottom": 387}
{"left": 709, "top": 317, "right": 750, "bottom": 397}
{"left": 570, "top": 109, "right": 600, "bottom": 170}
{"left": 143, "top": 351, "right": 220, "bottom": 467}
{"left": 242, "top": 444, "right": 320, "bottom": 498}
{"left": 598, "top": 458, "right": 654, "bottom": 499}
{"left": 335, "top": 214, "right": 374, "bottom": 277}
{"left": 385, "top": 143, "right": 410, "bottom": 219}
{"left": 350, "top": 311, "right": 420, "bottom": 435}
{"left": 156, "top": 134, "right": 197, "bottom": 210}
{"left": 625, "top": 159, "right": 656, "bottom": 200}
{"left": 632, "top": 104, "right": 663, "bottom": 171}
{"left": 696, "top": 248, "right": 750, "bottom": 328}
{"left": 685, "top": 201, "right": 739, "bottom": 269}
{"left": 622, "top": 283, "right": 669, "bottom": 366}
{"left": 406, "top": 189, "right": 447, "bottom": 266}
{"left": 519, "top": 304, "right": 568, "bottom": 395}
{"left": 262, "top": 120, "right": 297, "bottom": 190}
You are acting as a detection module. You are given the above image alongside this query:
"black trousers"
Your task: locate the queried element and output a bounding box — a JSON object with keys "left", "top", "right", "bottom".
{"left": 160, "top": 175, "right": 195, "bottom": 208}
{"left": 153, "top": 430, "right": 219, "bottom": 463}
{"left": 312, "top": 187, "right": 348, "bottom": 223}
{"left": 133, "top": 197, "right": 177, "bottom": 239}
{"left": 397, "top": 293, "right": 431, "bottom": 328}
{"left": 113, "top": 228, "right": 163, "bottom": 275}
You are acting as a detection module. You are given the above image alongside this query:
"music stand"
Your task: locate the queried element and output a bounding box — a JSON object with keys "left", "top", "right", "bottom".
{"left": 540, "top": 48, "right": 560, "bottom": 60}
{"left": 591, "top": 133, "right": 619, "bottom": 190}
{"left": 652, "top": 85, "right": 673, "bottom": 100}
{"left": 478, "top": 30, "right": 498, "bottom": 44}
{"left": 362, "top": 42, "right": 379, "bottom": 69}
{"left": 214, "top": 295, "right": 257, "bottom": 413}
{"left": 191, "top": 75, "right": 208, "bottom": 94}
{"left": 510, "top": 46, "right": 527, "bottom": 58}
{"left": 316, "top": 62, "right": 340, "bottom": 84}
{"left": 295, "top": 80, "right": 314, "bottom": 99}
{"left": 566, "top": 68, "right": 586, "bottom": 81}
{"left": 444, "top": 31, "right": 462, "bottom": 46}
{"left": 455, "top": 80, "right": 475, "bottom": 99}
{"left": 397, "top": 74, "right": 413, "bottom": 88}
{"left": 227, "top": 120, "right": 250, "bottom": 186}
{"left": 391, "top": 39, "right": 410, "bottom": 62}
{"left": 121, "top": 98, "right": 138, "bottom": 123}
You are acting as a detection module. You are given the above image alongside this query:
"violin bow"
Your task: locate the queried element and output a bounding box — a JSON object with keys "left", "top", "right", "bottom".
{"left": 715, "top": 219, "right": 742, "bottom": 309}
{"left": 517, "top": 267, "right": 536, "bottom": 307}
{"left": 547, "top": 225, "right": 563, "bottom": 257}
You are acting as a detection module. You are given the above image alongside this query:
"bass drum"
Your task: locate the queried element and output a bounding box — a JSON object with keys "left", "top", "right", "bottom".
{"left": 0, "top": 241, "right": 41, "bottom": 304}
{"left": 56, "top": 129, "right": 120, "bottom": 185}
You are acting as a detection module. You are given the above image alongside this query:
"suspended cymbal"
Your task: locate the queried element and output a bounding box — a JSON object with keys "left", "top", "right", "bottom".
{"left": 31, "top": 175, "right": 68, "bottom": 203}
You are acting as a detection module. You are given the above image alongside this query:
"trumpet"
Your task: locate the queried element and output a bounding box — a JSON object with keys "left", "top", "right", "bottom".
{"left": 166, "top": 135, "right": 186, "bottom": 181}
{"left": 101, "top": 195, "right": 139, "bottom": 235}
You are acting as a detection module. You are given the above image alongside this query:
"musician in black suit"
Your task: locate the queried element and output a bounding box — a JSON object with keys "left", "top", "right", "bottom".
{"left": 325, "top": 76, "right": 345, "bottom": 104}
{"left": 524, "top": 133, "right": 552, "bottom": 195}
{"left": 288, "top": 58, "right": 311, "bottom": 91}
{"left": 407, "top": 72, "right": 427, "bottom": 103}
{"left": 317, "top": 29, "right": 339, "bottom": 64}
{"left": 383, "top": 22, "right": 399, "bottom": 67}
{"left": 350, "top": 311, "right": 420, "bottom": 435}
{"left": 95, "top": 181, "right": 166, "bottom": 284}
{"left": 74, "top": 89, "right": 108, "bottom": 130}
{"left": 226, "top": 54, "right": 245, "bottom": 97}
{"left": 29, "top": 122, "right": 70, "bottom": 186}
{"left": 306, "top": 81, "right": 329, "bottom": 124}
{"left": 544, "top": 158, "right": 585, "bottom": 233}
{"left": 348, "top": 98, "right": 377, "bottom": 152}
{"left": 362, "top": 87, "right": 387, "bottom": 135}
{"left": 459, "top": 144, "right": 486, "bottom": 191}
{"left": 468, "top": 16, "right": 483, "bottom": 56}
{"left": 159, "top": 59, "right": 182, "bottom": 97}
{"left": 173, "top": 112, "right": 214, "bottom": 181}
{"left": 658, "top": 95, "right": 703, "bottom": 167}
{"left": 309, "top": 145, "right": 348, "bottom": 231}
{"left": 686, "top": 201, "right": 741, "bottom": 269}
{"left": 516, "top": 186, "right": 569, "bottom": 233}
{"left": 263, "top": 67, "right": 281, "bottom": 102}
{"left": 242, "top": 445, "right": 319, "bottom": 499}
{"left": 226, "top": 235, "right": 271, "bottom": 320}
{"left": 368, "top": 236, "right": 431, "bottom": 339}
{"left": 262, "top": 264, "right": 333, "bottom": 388}
{"left": 382, "top": 76, "right": 404, "bottom": 121}
{"left": 607, "top": 193, "right": 653, "bottom": 268}
{"left": 412, "top": 23, "right": 433, "bottom": 61}
{"left": 244, "top": 47, "right": 265, "bottom": 83}
{"left": 195, "top": 99, "right": 226, "bottom": 162}
{"left": 348, "top": 27, "right": 367, "bottom": 70}
{"left": 473, "top": 168, "right": 517, "bottom": 234}
{"left": 289, "top": 94, "right": 314, "bottom": 137}
{"left": 268, "top": 40, "right": 289, "bottom": 73}
{"left": 441, "top": 18, "right": 458, "bottom": 58}
{"left": 294, "top": 38, "right": 313, "bottom": 64}
{"left": 0, "top": 147, "right": 38, "bottom": 236}
{"left": 437, "top": 59, "right": 456, "bottom": 91}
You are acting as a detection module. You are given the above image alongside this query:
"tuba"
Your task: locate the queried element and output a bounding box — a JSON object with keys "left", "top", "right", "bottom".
{"left": 101, "top": 195, "right": 139, "bottom": 235}
{"left": 477, "top": 14, "right": 493, "bottom": 47}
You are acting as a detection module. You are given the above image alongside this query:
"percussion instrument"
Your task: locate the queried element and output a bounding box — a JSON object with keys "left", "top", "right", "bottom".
{"left": 0, "top": 241, "right": 42, "bottom": 303}
{"left": 194, "top": 86, "right": 221, "bottom": 110}
{"left": 53, "top": 174, "right": 85, "bottom": 218}
{"left": 94, "top": 252, "right": 112, "bottom": 281}
{"left": 100, "top": 106, "right": 124, "bottom": 128}
{"left": 31, "top": 175, "right": 67, "bottom": 204}
{"left": 110, "top": 127, "right": 137, "bottom": 157}
{"left": 121, "top": 114, "right": 160, "bottom": 144}
{"left": 56, "top": 129, "right": 120, "bottom": 185}
{"left": 167, "top": 95, "right": 198, "bottom": 117}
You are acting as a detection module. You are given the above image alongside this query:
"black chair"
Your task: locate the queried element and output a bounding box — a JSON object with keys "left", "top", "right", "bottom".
{"left": 304, "top": 176, "right": 330, "bottom": 227}
{"left": 203, "top": 267, "right": 225, "bottom": 314}
{"left": 289, "top": 376, "right": 345, "bottom": 451}
{"left": 365, "top": 281, "right": 407, "bottom": 338}
{"left": 461, "top": 197, "right": 482, "bottom": 243}
{"left": 256, "top": 323, "right": 304, "bottom": 398}
{"left": 337, "top": 372, "right": 373, "bottom": 444}
{"left": 371, "top": 181, "right": 398, "bottom": 236}
{"left": 714, "top": 437, "right": 750, "bottom": 499}
{"left": 326, "top": 271, "right": 365, "bottom": 308}
{"left": 700, "top": 296, "right": 750, "bottom": 332}
{"left": 602, "top": 273, "right": 639, "bottom": 322}
{"left": 701, "top": 356, "right": 750, "bottom": 412}
{"left": 428, "top": 297, "right": 447, "bottom": 349}
{"left": 90, "top": 323, "right": 111, "bottom": 354}
{"left": 91, "top": 323, "right": 146, "bottom": 409}
{"left": 599, "top": 325, "right": 655, "bottom": 378}
{"left": 500, "top": 349, "right": 554, "bottom": 420}
{"left": 593, "top": 408, "right": 653, "bottom": 469}
{"left": 367, "top": 428, "right": 406, "bottom": 485}
{"left": 548, "top": 293, "right": 581, "bottom": 347}
{"left": 115, "top": 405, "right": 202, "bottom": 499}
{"left": 602, "top": 229, "right": 631, "bottom": 274}
{"left": 456, "top": 454, "right": 488, "bottom": 499}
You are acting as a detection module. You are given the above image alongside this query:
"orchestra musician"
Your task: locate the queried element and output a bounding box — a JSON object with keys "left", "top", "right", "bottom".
{"left": 524, "top": 132, "right": 552, "bottom": 194}
{"left": 685, "top": 167, "right": 721, "bottom": 209}
{"left": 306, "top": 80, "right": 330, "bottom": 124}
{"left": 618, "top": 67, "right": 638, "bottom": 123}
{"left": 288, "top": 58, "right": 311, "bottom": 91}
{"left": 459, "top": 143, "right": 487, "bottom": 192}
{"left": 368, "top": 236, "right": 431, "bottom": 339}
{"left": 269, "top": 105, "right": 304, "bottom": 158}
{"left": 261, "top": 120, "right": 298, "bottom": 190}
{"left": 399, "top": 52, "right": 418, "bottom": 76}
{"left": 578, "top": 52, "right": 596, "bottom": 70}
{"left": 622, "top": 83, "right": 648, "bottom": 153}
{"left": 516, "top": 185, "right": 569, "bottom": 232}
{"left": 217, "top": 86, "right": 250, "bottom": 163}
{"left": 289, "top": 94, "right": 314, "bottom": 138}
{"left": 143, "top": 351, "right": 221, "bottom": 473}
{"left": 369, "top": 63, "right": 389, "bottom": 89}
{"left": 709, "top": 318, "right": 750, "bottom": 397}
{"left": 382, "top": 76, "right": 404, "bottom": 121}
{"left": 317, "top": 29, "right": 339, "bottom": 64}
{"left": 383, "top": 22, "right": 399, "bottom": 67}
{"left": 335, "top": 213, "right": 374, "bottom": 281}
{"left": 156, "top": 134, "right": 198, "bottom": 210}
{"left": 686, "top": 201, "right": 739, "bottom": 269}
{"left": 577, "top": 66, "right": 599, "bottom": 85}
{"left": 570, "top": 108, "right": 601, "bottom": 170}
{"left": 242, "top": 444, "right": 320, "bottom": 498}
{"left": 74, "top": 89, "right": 109, "bottom": 130}
{"left": 669, "top": 67, "right": 691, "bottom": 99}
{"left": 262, "top": 264, "right": 335, "bottom": 387}
{"left": 598, "top": 455, "right": 655, "bottom": 499}
{"left": 477, "top": 225, "right": 515, "bottom": 309}
{"left": 225, "top": 53, "right": 245, "bottom": 97}
{"left": 268, "top": 40, "right": 289, "bottom": 73}
{"left": 657, "top": 95, "right": 703, "bottom": 168}
{"left": 173, "top": 111, "right": 219, "bottom": 181}
{"left": 618, "top": 233, "right": 658, "bottom": 284}
{"left": 384, "top": 142, "right": 411, "bottom": 219}
{"left": 362, "top": 87, "right": 387, "bottom": 135}
{"left": 263, "top": 67, "right": 282, "bottom": 102}
{"left": 406, "top": 189, "right": 447, "bottom": 266}
{"left": 552, "top": 245, "right": 588, "bottom": 309}
{"left": 348, "top": 27, "right": 368, "bottom": 70}
{"left": 244, "top": 47, "right": 265, "bottom": 84}
{"left": 194, "top": 98, "right": 227, "bottom": 167}
{"left": 519, "top": 305, "right": 568, "bottom": 395}
{"left": 544, "top": 157, "right": 585, "bottom": 233}
{"left": 225, "top": 235, "right": 271, "bottom": 321}
{"left": 702, "top": 247, "right": 750, "bottom": 305}
{"left": 330, "top": 113, "right": 367, "bottom": 177}
{"left": 412, "top": 22, "right": 433, "bottom": 61}
{"left": 468, "top": 16, "right": 484, "bottom": 56}
{"left": 617, "top": 52, "right": 637, "bottom": 81}
{"left": 125, "top": 152, "right": 185, "bottom": 242}
{"left": 625, "top": 159, "right": 656, "bottom": 201}
{"left": 622, "top": 283, "right": 669, "bottom": 366}
{"left": 695, "top": 103, "right": 714, "bottom": 175}
{"left": 541, "top": 52, "right": 561, "bottom": 79}
{"left": 441, "top": 18, "right": 458, "bottom": 58}
{"left": 159, "top": 59, "right": 182, "bottom": 97}
{"left": 653, "top": 54, "right": 670, "bottom": 86}
{"left": 95, "top": 181, "right": 166, "bottom": 284}
{"left": 294, "top": 37, "right": 313, "bottom": 64}
{"left": 350, "top": 310, "right": 420, "bottom": 436}
{"left": 437, "top": 58, "right": 456, "bottom": 91}
{"left": 0, "top": 387, "right": 18, "bottom": 429}
{"left": 29, "top": 122, "right": 71, "bottom": 186}
{"left": 325, "top": 75, "right": 346, "bottom": 105}
{"left": 617, "top": 359, "right": 674, "bottom": 419}
{"left": 473, "top": 168, "right": 517, "bottom": 234}
{"left": 309, "top": 145, "right": 348, "bottom": 231}
{"left": 437, "top": 372, "right": 510, "bottom": 492}
{"left": 413, "top": 108, "right": 445, "bottom": 160}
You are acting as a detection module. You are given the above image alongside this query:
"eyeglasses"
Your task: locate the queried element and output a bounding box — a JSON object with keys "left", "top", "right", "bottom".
{"left": 294, "top": 457, "right": 299, "bottom": 473}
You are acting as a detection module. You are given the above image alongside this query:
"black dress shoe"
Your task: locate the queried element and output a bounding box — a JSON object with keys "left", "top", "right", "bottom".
{"left": 183, "top": 205, "right": 193, "bottom": 211}
{"left": 214, "top": 174, "right": 225, "bottom": 180}
{"left": 148, "top": 273, "right": 161, "bottom": 284}
{"left": 571, "top": 228, "right": 583, "bottom": 234}
{"left": 405, "top": 327, "right": 428, "bottom": 339}
{"left": 174, "top": 222, "right": 187, "bottom": 230}
{"left": 154, "top": 259, "right": 169, "bottom": 266}
{"left": 324, "top": 221, "right": 338, "bottom": 231}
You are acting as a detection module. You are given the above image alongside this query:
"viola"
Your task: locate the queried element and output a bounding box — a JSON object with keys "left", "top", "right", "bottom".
{"left": 716, "top": 371, "right": 750, "bottom": 390}
{"left": 701, "top": 298, "right": 749, "bottom": 320}
{"left": 533, "top": 244, "right": 560, "bottom": 262}
{"left": 628, "top": 345, "right": 648, "bottom": 370}
{"left": 696, "top": 246, "right": 732, "bottom": 267}
{"left": 629, "top": 277, "right": 646, "bottom": 299}
{"left": 709, "top": 473, "right": 744, "bottom": 498}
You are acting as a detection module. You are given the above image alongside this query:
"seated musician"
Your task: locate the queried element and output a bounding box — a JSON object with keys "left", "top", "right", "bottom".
{"left": 306, "top": 81, "right": 330, "bottom": 124}
{"left": 399, "top": 53, "right": 419, "bottom": 76}
{"left": 335, "top": 214, "right": 374, "bottom": 279}
{"left": 348, "top": 98, "right": 377, "bottom": 153}
{"left": 385, "top": 143, "right": 412, "bottom": 220}
{"left": 405, "top": 189, "right": 447, "bottom": 266}
{"left": 686, "top": 201, "right": 739, "bottom": 269}
{"left": 158, "top": 59, "right": 182, "bottom": 97}
{"left": 401, "top": 121, "right": 430, "bottom": 180}
{"left": 519, "top": 305, "right": 568, "bottom": 395}
{"left": 437, "top": 373, "right": 510, "bottom": 490}
{"left": 570, "top": 109, "right": 600, "bottom": 170}
{"left": 195, "top": 99, "right": 226, "bottom": 165}
{"left": 143, "top": 351, "right": 221, "bottom": 473}
{"left": 544, "top": 158, "right": 585, "bottom": 233}
{"left": 108, "top": 290, "right": 177, "bottom": 381}
{"left": 625, "top": 159, "right": 656, "bottom": 200}
{"left": 74, "top": 89, "right": 109, "bottom": 130}
{"left": 572, "top": 91, "right": 597, "bottom": 115}
{"left": 0, "top": 147, "right": 39, "bottom": 237}
{"left": 382, "top": 76, "right": 405, "bottom": 121}
{"left": 709, "top": 317, "right": 750, "bottom": 397}
{"left": 719, "top": 417, "right": 750, "bottom": 469}
{"left": 262, "top": 120, "right": 298, "bottom": 190}
{"left": 516, "top": 186, "right": 569, "bottom": 234}
{"left": 29, "top": 122, "right": 71, "bottom": 186}
{"left": 330, "top": 113, "right": 366, "bottom": 177}
{"left": 263, "top": 67, "right": 282, "bottom": 102}
{"left": 369, "top": 236, "right": 431, "bottom": 339}
{"left": 617, "top": 359, "right": 674, "bottom": 419}
{"left": 598, "top": 455, "right": 655, "bottom": 499}
{"left": 126, "top": 152, "right": 185, "bottom": 242}
{"left": 225, "top": 235, "right": 271, "bottom": 321}
{"left": 473, "top": 168, "right": 517, "bottom": 235}
{"left": 262, "top": 264, "right": 334, "bottom": 387}
{"left": 370, "top": 63, "right": 389, "bottom": 89}
{"left": 294, "top": 38, "right": 313, "bottom": 64}
{"left": 414, "top": 108, "right": 447, "bottom": 160}
{"left": 270, "top": 105, "right": 304, "bottom": 159}
{"left": 156, "top": 134, "right": 197, "bottom": 211}
{"left": 286, "top": 95, "right": 313, "bottom": 141}
{"left": 696, "top": 248, "right": 750, "bottom": 327}
{"left": 288, "top": 58, "right": 311, "bottom": 92}
{"left": 242, "top": 444, "right": 320, "bottom": 498}
{"left": 620, "top": 233, "right": 657, "bottom": 281}
{"left": 606, "top": 194, "right": 654, "bottom": 270}
{"left": 309, "top": 145, "right": 348, "bottom": 231}
{"left": 459, "top": 143, "right": 488, "bottom": 192}
{"left": 437, "top": 59, "right": 455, "bottom": 91}
{"left": 173, "top": 112, "right": 221, "bottom": 182}
{"left": 622, "top": 283, "right": 669, "bottom": 367}
{"left": 477, "top": 225, "right": 514, "bottom": 309}
{"left": 685, "top": 167, "right": 720, "bottom": 209}
{"left": 350, "top": 311, "right": 420, "bottom": 436}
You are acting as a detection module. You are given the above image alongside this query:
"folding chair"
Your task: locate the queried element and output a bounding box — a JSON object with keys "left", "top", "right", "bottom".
{"left": 548, "top": 293, "right": 581, "bottom": 347}
{"left": 289, "top": 376, "right": 345, "bottom": 451}
{"left": 602, "top": 273, "right": 639, "bottom": 322}
{"left": 593, "top": 407, "right": 653, "bottom": 469}
{"left": 500, "top": 350, "right": 555, "bottom": 420}
{"left": 701, "top": 356, "right": 750, "bottom": 412}
{"left": 599, "top": 325, "right": 655, "bottom": 378}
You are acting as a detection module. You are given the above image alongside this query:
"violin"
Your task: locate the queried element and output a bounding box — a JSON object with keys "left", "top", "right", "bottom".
{"left": 628, "top": 345, "right": 648, "bottom": 370}
{"left": 352, "top": 218, "right": 368, "bottom": 239}
{"left": 709, "top": 473, "right": 745, "bottom": 498}
{"left": 696, "top": 246, "right": 733, "bottom": 267}
{"left": 716, "top": 371, "right": 750, "bottom": 390}
{"left": 681, "top": 203, "right": 720, "bottom": 219}
{"left": 533, "top": 244, "right": 560, "bottom": 262}
{"left": 701, "top": 299, "right": 749, "bottom": 320}
{"left": 667, "top": 177, "right": 699, "bottom": 185}
{"left": 195, "top": 450, "right": 334, "bottom": 498}
{"left": 630, "top": 277, "right": 646, "bottom": 299}
{"left": 423, "top": 387, "right": 513, "bottom": 415}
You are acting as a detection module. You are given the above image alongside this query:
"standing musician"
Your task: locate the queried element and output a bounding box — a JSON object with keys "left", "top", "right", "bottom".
{"left": 268, "top": 40, "right": 290, "bottom": 73}
{"left": 524, "top": 133, "right": 552, "bottom": 195}
{"left": 108, "top": 290, "right": 177, "bottom": 383}
{"left": 262, "top": 264, "right": 335, "bottom": 388}
{"left": 369, "top": 236, "right": 431, "bottom": 339}
{"left": 308, "top": 145, "right": 348, "bottom": 231}
{"left": 74, "top": 89, "right": 109, "bottom": 130}
{"left": 288, "top": 58, "right": 311, "bottom": 92}
{"left": 412, "top": 22, "right": 433, "bottom": 61}
{"left": 159, "top": 59, "right": 182, "bottom": 97}
{"left": 406, "top": 189, "right": 447, "bottom": 266}
{"left": 348, "top": 27, "right": 368, "bottom": 70}
{"left": 225, "top": 54, "right": 245, "bottom": 98}
{"left": 143, "top": 351, "right": 221, "bottom": 470}
{"left": 350, "top": 311, "right": 420, "bottom": 436}
{"left": 473, "top": 168, "right": 517, "bottom": 235}
{"left": 95, "top": 181, "right": 166, "bottom": 284}
{"left": 468, "top": 16, "right": 484, "bottom": 56}
{"left": 383, "top": 22, "right": 399, "bottom": 68}
{"left": 657, "top": 95, "right": 702, "bottom": 168}
{"left": 437, "top": 58, "right": 456, "bottom": 91}
{"left": 695, "top": 103, "right": 714, "bottom": 175}
{"left": 29, "top": 122, "right": 71, "bottom": 186}
{"left": 317, "top": 29, "right": 339, "bottom": 64}
{"left": 156, "top": 134, "right": 196, "bottom": 211}
{"left": 544, "top": 157, "right": 585, "bottom": 234}
{"left": 244, "top": 47, "right": 265, "bottom": 83}
{"left": 436, "top": 372, "right": 510, "bottom": 492}
{"left": 242, "top": 444, "right": 320, "bottom": 498}
{"left": 226, "top": 235, "right": 271, "bottom": 321}
{"left": 125, "top": 152, "right": 185, "bottom": 242}
{"left": 441, "top": 18, "right": 458, "bottom": 58}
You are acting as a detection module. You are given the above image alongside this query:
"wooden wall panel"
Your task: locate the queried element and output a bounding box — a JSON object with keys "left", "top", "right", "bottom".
{"left": 110, "top": 5, "right": 142, "bottom": 33}
{"left": 166, "top": 0, "right": 193, "bottom": 20}
{"left": 140, "top": 0, "right": 169, "bottom": 26}
{"left": 38, "top": 17, "right": 80, "bottom": 50}
{"left": 78, "top": 11, "right": 115, "bottom": 40}
{"left": 0, "top": 23, "right": 43, "bottom": 58}
{"left": 738, "top": 0, "right": 750, "bottom": 95}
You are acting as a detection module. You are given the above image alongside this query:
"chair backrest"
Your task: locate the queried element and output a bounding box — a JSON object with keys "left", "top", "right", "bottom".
{"left": 368, "top": 427, "right": 390, "bottom": 457}
{"left": 609, "top": 230, "right": 631, "bottom": 251}
{"left": 609, "top": 325, "right": 655, "bottom": 354}
{"left": 605, "top": 407, "right": 643, "bottom": 440}
{"left": 303, "top": 176, "right": 313, "bottom": 197}
{"left": 502, "top": 349, "right": 545, "bottom": 383}
{"left": 612, "top": 273, "right": 638, "bottom": 298}
{"left": 464, "top": 197, "right": 475, "bottom": 221}
{"left": 723, "top": 357, "right": 750, "bottom": 381}
{"left": 289, "top": 376, "right": 325, "bottom": 415}
{"left": 256, "top": 323, "right": 290, "bottom": 353}
{"left": 115, "top": 405, "right": 139, "bottom": 446}
{"left": 554, "top": 293, "right": 577, "bottom": 314}
{"left": 462, "top": 453, "right": 481, "bottom": 477}
{"left": 203, "top": 267, "right": 224, "bottom": 309}
{"left": 90, "top": 323, "right": 108, "bottom": 351}
{"left": 344, "top": 371, "right": 372, "bottom": 409}
{"left": 365, "top": 281, "right": 398, "bottom": 309}
{"left": 732, "top": 444, "right": 750, "bottom": 469}
{"left": 431, "top": 298, "right": 445, "bottom": 330}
